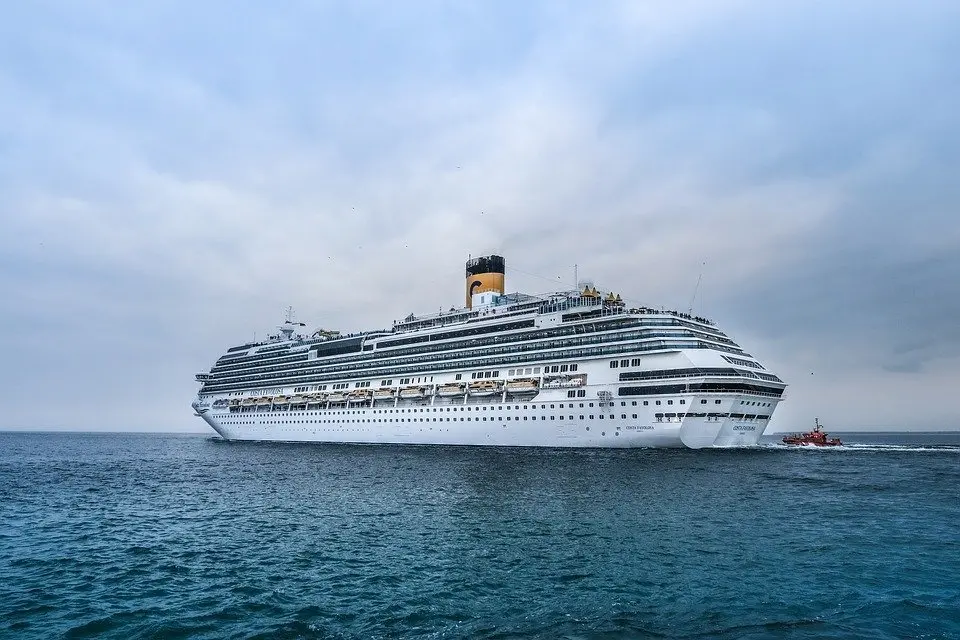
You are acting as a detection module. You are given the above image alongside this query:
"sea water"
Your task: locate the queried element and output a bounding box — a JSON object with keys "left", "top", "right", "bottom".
{"left": 1, "top": 431, "right": 957, "bottom": 639}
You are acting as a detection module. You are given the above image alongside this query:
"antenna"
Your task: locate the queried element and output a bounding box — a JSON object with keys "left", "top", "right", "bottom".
{"left": 687, "top": 262, "right": 705, "bottom": 315}
{"left": 574, "top": 263, "right": 578, "bottom": 290}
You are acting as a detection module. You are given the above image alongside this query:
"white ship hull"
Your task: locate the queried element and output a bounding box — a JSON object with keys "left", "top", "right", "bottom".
{"left": 194, "top": 385, "right": 776, "bottom": 449}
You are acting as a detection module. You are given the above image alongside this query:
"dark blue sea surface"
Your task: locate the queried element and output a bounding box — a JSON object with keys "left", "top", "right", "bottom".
{"left": 1, "top": 432, "right": 958, "bottom": 639}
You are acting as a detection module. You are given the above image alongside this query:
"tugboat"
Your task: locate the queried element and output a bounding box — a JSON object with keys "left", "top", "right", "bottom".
{"left": 782, "top": 418, "right": 842, "bottom": 446}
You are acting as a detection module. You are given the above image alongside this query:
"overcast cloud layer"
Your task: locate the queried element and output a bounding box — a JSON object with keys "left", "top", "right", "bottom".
{"left": 2, "top": 1, "right": 958, "bottom": 432}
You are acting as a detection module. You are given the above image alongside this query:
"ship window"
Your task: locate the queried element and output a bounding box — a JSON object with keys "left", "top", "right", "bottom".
{"left": 716, "top": 400, "right": 722, "bottom": 404}
{"left": 534, "top": 368, "right": 540, "bottom": 374}
{"left": 570, "top": 364, "right": 578, "bottom": 371}
{"left": 560, "top": 365, "right": 568, "bottom": 372}
{"left": 610, "top": 361, "right": 618, "bottom": 368}
{"left": 667, "top": 400, "right": 673, "bottom": 405}
{"left": 526, "top": 368, "right": 533, "bottom": 374}
{"left": 509, "top": 369, "right": 515, "bottom": 376}
{"left": 485, "top": 372, "right": 492, "bottom": 378}
{"left": 620, "top": 359, "right": 629, "bottom": 367}
{"left": 589, "top": 415, "right": 594, "bottom": 419}
{"left": 655, "top": 400, "right": 661, "bottom": 405}
{"left": 455, "top": 374, "right": 462, "bottom": 380}
{"left": 680, "top": 400, "right": 685, "bottom": 404}
{"left": 702, "top": 399, "right": 708, "bottom": 404}
{"left": 568, "top": 391, "right": 576, "bottom": 398}
{"left": 550, "top": 416, "right": 555, "bottom": 420}
{"left": 493, "top": 371, "right": 499, "bottom": 377}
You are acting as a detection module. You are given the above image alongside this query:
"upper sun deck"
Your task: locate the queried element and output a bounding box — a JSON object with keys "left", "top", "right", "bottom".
{"left": 219, "top": 283, "right": 721, "bottom": 362}
{"left": 390, "top": 287, "right": 717, "bottom": 335}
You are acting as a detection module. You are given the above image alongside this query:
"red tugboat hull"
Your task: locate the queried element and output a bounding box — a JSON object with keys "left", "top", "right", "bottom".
{"left": 782, "top": 419, "right": 842, "bottom": 446}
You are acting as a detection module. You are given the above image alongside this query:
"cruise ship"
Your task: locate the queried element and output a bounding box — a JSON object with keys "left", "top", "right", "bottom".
{"left": 192, "top": 255, "right": 785, "bottom": 448}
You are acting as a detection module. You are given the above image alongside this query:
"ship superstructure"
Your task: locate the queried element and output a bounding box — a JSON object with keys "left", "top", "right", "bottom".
{"left": 192, "top": 255, "right": 785, "bottom": 448}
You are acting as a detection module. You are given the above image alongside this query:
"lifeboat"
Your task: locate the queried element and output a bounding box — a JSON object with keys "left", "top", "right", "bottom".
{"left": 782, "top": 419, "right": 842, "bottom": 446}
{"left": 288, "top": 395, "right": 305, "bottom": 405}
{"left": 373, "top": 388, "right": 395, "bottom": 400}
{"left": 255, "top": 396, "right": 271, "bottom": 405}
{"left": 241, "top": 398, "right": 256, "bottom": 407}
{"left": 437, "top": 383, "right": 465, "bottom": 397}
{"left": 468, "top": 380, "right": 500, "bottom": 397}
{"left": 505, "top": 378, "right": 539, "bottom": 395}
{"left": 305, "top": 394, "right": 324, "bottom": 407}
{"left": 399, "top": 386, "right": 425, "bottom": 400}
{"left": 273, "top": 395, "right": 290, "bottom": 406}
{"left": 327, "top": 392, "right": 346, "bottom": 404}
{"left": 347, "top": 390, "right": 371, "bottom": 404}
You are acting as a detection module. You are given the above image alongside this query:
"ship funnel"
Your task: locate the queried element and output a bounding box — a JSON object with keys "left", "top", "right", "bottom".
{"left": 465, "top": 255, "right": 505, "bottom": 308}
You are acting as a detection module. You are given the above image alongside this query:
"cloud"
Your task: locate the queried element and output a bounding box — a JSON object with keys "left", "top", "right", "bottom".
{"left": 1, "top": 1, "right": 958, "bottom": 430}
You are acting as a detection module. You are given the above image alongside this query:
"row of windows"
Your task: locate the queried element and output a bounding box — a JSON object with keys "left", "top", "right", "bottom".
{"left": 230, "top": 402, "right": 623, "bottom": 415}
{"left": 211, "top": 313, "right": 737, "bottom": 381}
{"left": 618, "top": 383, "right": 785, "bottom": 398}
{"left": 210, "top": 319, "right": 641, "bottom": 377}
{"left": 618, "top": 368, "right": 783, "bottom": 384}
{"left": 223, "top": 410, "right": 768, "bottom": 426}
{"left": 378, "top": 319, "right": 535, "bottom": 349}
{"left": 202, "top": 335, "right": 730, "bottom": 393}
{"left": 567, "top": 390, "right": 588, "bottom": 398}
{"left": 354, "top": 381, "right": 371, "bottom": 388}
{"left": 470, "top": 370, "right": 501, "bottom": 379}
{"left": 209, "top": 314, "right": 737, "bottom": 380}
{"left": 226, "top": 399, "right": 773, "bottom": 417}
{"left": 721, "top": 355, "right": 764, "bottom": 370}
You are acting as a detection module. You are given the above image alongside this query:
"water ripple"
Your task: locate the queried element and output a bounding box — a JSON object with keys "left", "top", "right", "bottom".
{"left": 0, "top": 432, "right": 958, "bottom": 639}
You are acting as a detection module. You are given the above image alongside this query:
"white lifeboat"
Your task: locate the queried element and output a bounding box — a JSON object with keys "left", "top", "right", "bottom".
{"left": 373, "top": 388, "right": 395, "bottom": 400}
{"left": 437, "top": 383, "right": 465, "bottom": 397}
{"left": 505, "top": 378, "right": 539, "bottom": 395}
{"left": 399, "top": 386, "right": 425, "bottom": 399}
{"left": 467, "top": 380, "right": 500, "bottom": 397}
{"left": 347, "top": 390, "right": 372, "bottom": 404}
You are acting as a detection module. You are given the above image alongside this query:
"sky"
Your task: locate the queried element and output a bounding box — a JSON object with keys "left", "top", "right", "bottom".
{"left": 1, "top": 1, "right": 958, "bottom": 433}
